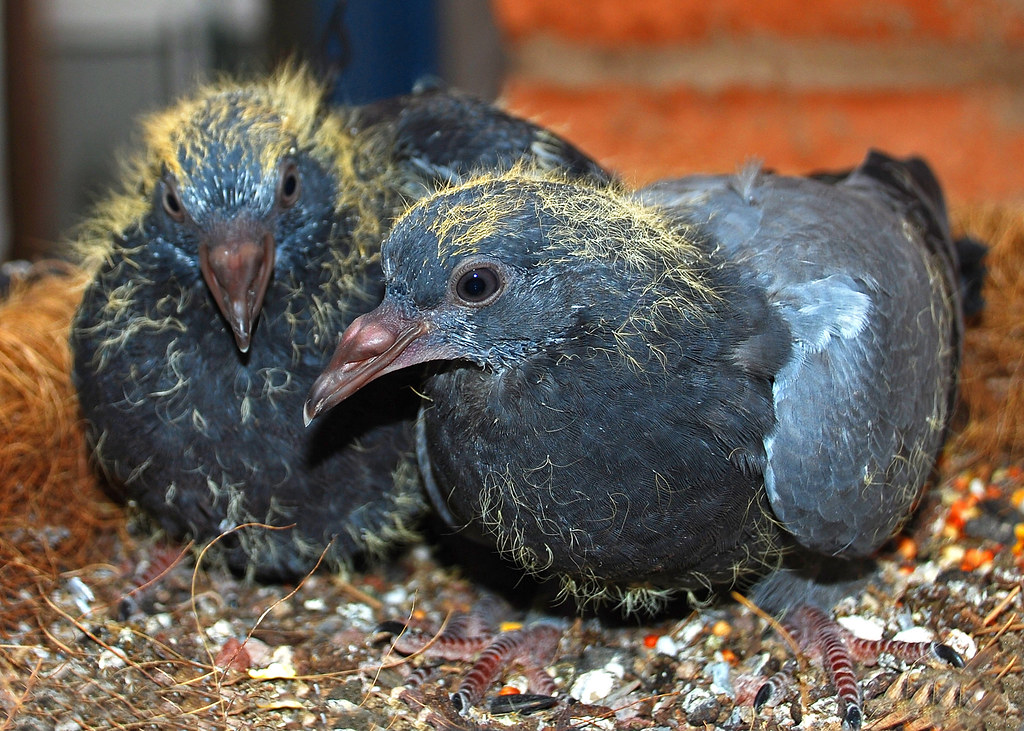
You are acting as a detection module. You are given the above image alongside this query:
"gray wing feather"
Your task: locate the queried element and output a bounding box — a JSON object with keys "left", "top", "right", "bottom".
{"left": 640, "top": 160, "right": 958, "bottom": 556}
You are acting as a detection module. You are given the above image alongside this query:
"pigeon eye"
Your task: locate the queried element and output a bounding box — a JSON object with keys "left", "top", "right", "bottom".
{"left": 277, "top": 161, "right": 301, "bottom": 208}
{"left": 161, "top": 180, "right": 186, "bottom": 222}
{"left": 454, "top": 265, "right": 503, "bottom": 306}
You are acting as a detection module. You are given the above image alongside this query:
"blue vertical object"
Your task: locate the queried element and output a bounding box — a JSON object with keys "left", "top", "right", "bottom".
{"left": 318, "top": 0, "right": 440, "bottom": 104}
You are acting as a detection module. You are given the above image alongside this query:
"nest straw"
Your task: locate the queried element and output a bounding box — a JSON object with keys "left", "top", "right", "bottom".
{"left": 952, "top": 204, "right": 1024, "bottom": 463}
{"left": 0, "top": 263, "right": 126, "bottom": 638}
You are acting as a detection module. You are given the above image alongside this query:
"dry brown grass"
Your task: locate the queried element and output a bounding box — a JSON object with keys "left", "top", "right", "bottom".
{"left": 953, "top": 204, "right": 1024, "bottom": 463}
{"left": 0, "top": 263, "right": 127, "bottom": 639}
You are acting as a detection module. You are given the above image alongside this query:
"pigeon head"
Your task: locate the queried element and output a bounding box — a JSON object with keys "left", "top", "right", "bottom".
{"left": 305, "top": 170, "right": 711, "bottom": 423}
{"left": 130, "top": 68, "right": 350, "bottom": 352}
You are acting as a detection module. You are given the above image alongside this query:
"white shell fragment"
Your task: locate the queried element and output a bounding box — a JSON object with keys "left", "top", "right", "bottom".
{"left": 654, "top": 634, "right": 679, "bottom": 656}
{"left": 836, "top": 614, "right": 884, "bottom": 641}
{"left": 570, "top": 669, "right": 617, "bottom": 704}
{"left": 943, "top": 628, "right": 978, "bottom": 661}
{"left": 892, "top": 626, "right": 935, "bottom": 644}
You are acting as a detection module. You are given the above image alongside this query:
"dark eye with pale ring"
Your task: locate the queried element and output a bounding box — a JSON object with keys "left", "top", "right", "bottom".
{"left": 455, "top": 265, "right": 503, "bottom": 305}
{"left": 161, "top": 180, "right": 186, "bottom": 222}
{"left": 277, "top": 161, "right": 301, "bottom": 208}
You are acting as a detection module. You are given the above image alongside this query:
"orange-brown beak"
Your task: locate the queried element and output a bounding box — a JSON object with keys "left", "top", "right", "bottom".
{"left": 199, "top": 226, "right": 275, "bottom": 353}
{"left": 304, "top": 304, "right": 435, "bottom": 426}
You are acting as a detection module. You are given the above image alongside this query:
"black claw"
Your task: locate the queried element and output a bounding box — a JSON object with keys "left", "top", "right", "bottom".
{"left": 450, "top": 690, "right": 471, "bottom": 714}
{"left": 842, "top": 703, "right": 862, "bottom": 731}
{"left": 117, "top": 594, "right": 141, "bottom": 619}
{"left": 932, "top": 642, "right": 965, "bottom": 668}
{"left": 754, "top": 682, "right": 773, "bottom": 711}
{"left": 489, "top": 693, "right": 559, "bottom": 715}
{"left": 374, "top": 620, "right": 410, "bottom": 636}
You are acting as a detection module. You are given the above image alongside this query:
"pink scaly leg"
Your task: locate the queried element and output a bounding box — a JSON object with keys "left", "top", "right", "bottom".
{"left": 451, "top": 623, "right": 562, "bottom": 714}
{"left": 757, "top": 604, "right": 963, "bottom": 731}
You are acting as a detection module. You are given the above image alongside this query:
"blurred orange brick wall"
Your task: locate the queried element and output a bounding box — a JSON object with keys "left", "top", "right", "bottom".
{"left": 491, "top": 0, "right": 1024, "bottom": 202}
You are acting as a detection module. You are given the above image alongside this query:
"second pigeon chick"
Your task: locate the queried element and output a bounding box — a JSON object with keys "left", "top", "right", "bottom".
{"left": 71, "top": 67, "right": 606, "bottom": 579}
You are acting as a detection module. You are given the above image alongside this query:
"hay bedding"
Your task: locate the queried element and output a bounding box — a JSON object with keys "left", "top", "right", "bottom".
{"left": 0, "top": 205, "right": 1022, "bottom": 730}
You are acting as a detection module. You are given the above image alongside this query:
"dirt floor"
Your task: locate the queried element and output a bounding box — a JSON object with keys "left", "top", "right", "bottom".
{"left": 0, "top": 456, "right": 1021, "bottom": 731}
{"left": 1, "top": 203, "right": 1023, "bottom": 730}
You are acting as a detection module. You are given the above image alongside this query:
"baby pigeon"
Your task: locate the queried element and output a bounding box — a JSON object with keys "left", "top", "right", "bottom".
{"left": 306, "top": 151, "right": 972, "bottom": 725}
{"left": 70, "top": 67, "right": 606, "bottom": 580}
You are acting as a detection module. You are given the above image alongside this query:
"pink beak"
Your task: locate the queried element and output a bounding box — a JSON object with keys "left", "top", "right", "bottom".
{"left": 304, "top": 304, "right": 434, "bottom": 425}
{"left": 199, "top": 227, "right": 275, "bottom": 353}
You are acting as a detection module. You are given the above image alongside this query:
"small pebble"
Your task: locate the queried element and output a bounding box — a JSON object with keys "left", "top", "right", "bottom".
{"left": 837, "top": 615, "right": 884, "bottom": 641}
{"left": 944, "top": 629, "right": 977, "bottom": 660}
{"left": 215, "top": 638, "right": 251, "bottom": 671}
{"left": 682, "top": 687, "right": 719, "bottom": 724}
{"left": 940, "top": 544, "right": 966, "bottom": 569}
{"left": 675, "top": 618, "right": 705, "bottom": 645}
{"left": 249, "top": 661, "right": 296, "bottom": 680}
{"left": 907, "top": 560, "right": 941, "bottom": 585}
{"left": 97, "top": 649, "right": 126, "bottom": 670}
{"left": 327, "top": 697, "right": 360, "bottom": 713}
{"left": 725, "top": 704, "right": 756, "bottom": 727}
{"left": 605, "top": 659, "right": 626, "bottom": 679}
{"left": 891, "top": 626, "right": 935, "bottom": 644}
{"left": 336, "top": 602, "right": 375, "bottom": 630}
{"left": 242, "top": 637, "right": 272, "bottom": 666}
{"left": 249, "top": 645, "right": 296, "bottom": 679}
{"left": 571, "top": 669, "right": 617, "bottom": 704}
{"left": 501, "top": 674, "right": 529, "bottom": 694}
{"left": 707, "top": 660, "right": 734, "bottom": 696}
{"left": 675, "top": 659, "right": 700, "bottom": 681}
{"left": 654, "top": 634, "right": 678, "bottom": 656}
{"left": 743, "top": 652, "right": 772, "bottom": 676}
{"left": 205, "top": 619, "right": 235, "bottom": 642}
{"left": 148, "top": 613, "right": 173, "bottom": 631}
{"left": 66, "top": 577, "right": 94, "bottom": 615}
